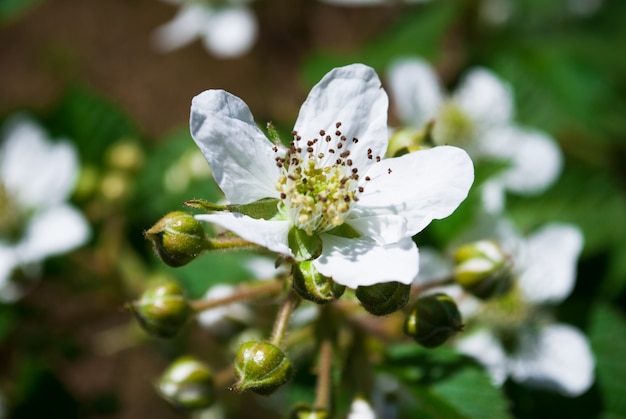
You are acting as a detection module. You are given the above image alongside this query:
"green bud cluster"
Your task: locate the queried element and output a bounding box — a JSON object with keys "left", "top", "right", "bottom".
{"left": 355, "top": 281, "right": 411, "bottom": 316}
{"left": 292, "top": 260, "right": 345, "bottom": 304}
{"left": 404, "top": 293, "right": 463, "bottom": 348}
{"left": 156, "top": 356, "right": 215, "bottom": 411}
{"left": 233, "top": 340, "right": 293, "bottom": 395}
{"left": 453, "top": 240, "right": 513, "bottom": 299}
{"left": 145, "top": 211, "right": 208, "bottom": 267}
{"left": 131, "top": 281, "right": 191, "bottom": 339}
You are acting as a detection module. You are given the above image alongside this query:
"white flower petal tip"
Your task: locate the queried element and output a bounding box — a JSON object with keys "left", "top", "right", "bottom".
{"left": 519, "top": 223, "right": 584, "bottom": 304}
{"left": 354, "top": 145, "right": 474, "bottom": 235}
{"left": 455, "top": 68, "right": 514, "bottom": 127}
{"left": 387, "top": 58, "right": 442, "bottom": 128}
{"left": 510, "top": 324, "right": 595, "bottom": 397}
{"left": 198, "top": 285, "right": 252, "bottom": 327}
{"left": 202, "top": 7, "right": 257, "bottom": 58}
{"left": 456, "top": 329, "right": 509, "bottom": 386}
{"left": 190, "top": 89, "right": 281, "bottom": 204}
{"left": 347, "top": 398, "right": 376, "bottom": 419}
{"left": 152, "top": 3, "right": 258, "bottom": 58}
{"left": 479, "top": 126, "right": 563, "bottom": 195}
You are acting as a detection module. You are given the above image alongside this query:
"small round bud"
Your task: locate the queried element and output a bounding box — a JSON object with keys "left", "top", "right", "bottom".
{"left": 453, "top": 240, "right": 513, "bottom": 299}
{"left": 289, "top": 405, "right": 331, "bottom": 419}
{"left": 233, "top": 341, "right": 293, "bottom": 395}
{"left": 404, "top": 293, "right": 463, "bottom": 348}
{"left": 131, "top": 281, "right": 191, "bottom": 339}
{"left": 355, "top": 281, "right": 411, "bottom": 316}
{"left": 145, "top": 211, "right": 208, "bottom": 267}
{"left": 156, "top": 356, "right": 215, "bottom": 411}
{"left": 292, "top": 261, "right": 345, "bottom": 304}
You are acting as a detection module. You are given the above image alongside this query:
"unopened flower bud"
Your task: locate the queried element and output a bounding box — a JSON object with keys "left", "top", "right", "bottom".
{"left": 156, "top": 356, "right": 215, "bottom": 411}
{"left": 355, "top": 281, "right": 411, "bottom": 316}
{"left": 289, "top": 405, "right": 331, "bottom": 419}
{"left": 453, "top": 240, "right": 513, "bottom": 299}
{"left": 292, "top": 261, "right": 345, "bottom": 304}
{"left": 233, "top": 341, "right": 293, "bottom": 395}
{"left": 404, "top": 293, "right": 463, "bottom": 348}
{"left": 145, "top": 211, "right": 208, "bottom": 267}
{"left": 131, "top": 281, "right": 191, "bottom": 339}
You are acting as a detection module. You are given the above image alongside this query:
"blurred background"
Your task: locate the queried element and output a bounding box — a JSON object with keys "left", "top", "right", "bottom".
{"left": 1, "top": 0, "right": 625, "bottom": 418}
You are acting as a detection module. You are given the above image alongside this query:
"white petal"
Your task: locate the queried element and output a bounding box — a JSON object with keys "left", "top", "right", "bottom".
{"left": 198, "top": 284, "right": 252, "bottom": 327}
{"left": 387, "top": 58, "right": 442, "bottom": 129}
{"left": 454, "top": 68, "right": 514, "bottom": 128}
{"left": 202, "top": 7, "right": 257, "bottom": 58}
{"left": 195, "top": 212, "right": 292, "bottom": 256}
{"left": 478, "top": 126, "right": 563, "bottom": 195}
{"left": 480, "top": 179, "right": 506, "bottom": 214}
{"left": 346, "top": 214, "right": 407, "bottom": 244}
{"left": 16, "top": 205, "right": 90, "bottom": 264}
{"left": 353, "top": 146, "right": 474, "bottom": 236}
{"left": 1, "top": 117, "right": 78, "bottom": 209}
{"left": 348, "top": 399, "right": 376, "bottom": 419}
{"left": 509, "top": 324, "right": 594, "bottom": 397}
{"left": 456, "top": 329, "right": 509, "bottom": 386}
{"left": 293, "top": 64, "right": 389, "bottom": 170}
{"left": 190, "top": 90, "right": 282, "bottom": 204}
{"left": 151, "top": 4, "right": 209, "bottom": 52}
{"left": 518, "top": 223, "right": 583, "bottom": 304}
{"left": 313, "top": 235, "right": 418, "bottom": 288}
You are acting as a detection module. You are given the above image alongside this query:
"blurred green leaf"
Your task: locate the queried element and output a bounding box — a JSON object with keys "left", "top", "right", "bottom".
{"left": 46, "top": 86, "right": 139, "bottom": 165}
{"left": 303, "top": 2, "right": 460, "bottom": 85}
{"left": 0, "top": 0, "right": 41, "bottom": 24}
{"left": 133, "top": 127, "right": 221, "bottom": 224}
{"left": 589, "top": 304, "right": 626, "bottom": 417}
{"left": 385, "top": 344, "right": 511, "bottom": 419}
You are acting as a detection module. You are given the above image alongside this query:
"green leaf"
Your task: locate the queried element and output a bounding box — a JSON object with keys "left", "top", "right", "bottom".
{"left": 384, "top": 344, "right": 511, "bottom": 419}
{"left": 0, "top": 0, "right": 42, "bottom": 24}
{"left": 589, "top": 304, "right": 626, "bottom": 417}
{"left": 229, "top": 198, "right": 280, "bottom": 220}
{"left": 46, "top": 86, "right": 139, "bottom": 165}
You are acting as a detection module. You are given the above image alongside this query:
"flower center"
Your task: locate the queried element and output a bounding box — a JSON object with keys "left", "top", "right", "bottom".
{"left": 274, "top": 122, "right": 377, "bottom": 236}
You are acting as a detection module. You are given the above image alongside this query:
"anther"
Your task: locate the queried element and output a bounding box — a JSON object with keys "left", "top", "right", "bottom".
{"left": 376, "top": 156, "right": 381, "bottom": 162}
{"left": 358, "top": 186, "right": 364, "bottom": 193}
{"left": 325, "top": 135, "right": 331, "bottom": 142}
{"left": 336, "top": 122, "right": 342, "bottom": 128}
{"left": 388, "top": 168, "right": 392, "bottom": 174}
{"left": 335, "top": 131, "right": 341, "bottom": 136}
{"left": 352, "top": 137, "right": 359, "bottom": 143}
{"left": 337, "top": 143, "right": 343, "bottom": 149}
{"left": 347, "top": 159, "right": 353, "bottom": 166}
{"left": 340, "top": 135, "right": 346, "bottom": 141}
{"left": 320, "top": 130, "right": 326, "bottom": 136}
{"left": 307, "top": 147, "right": 314, "bottom": 153}
{"left": 365, "top": 176, "right": 371, "bottom": 181}
{"left": 280, "top": 193, "right": 287, "bottom": 199}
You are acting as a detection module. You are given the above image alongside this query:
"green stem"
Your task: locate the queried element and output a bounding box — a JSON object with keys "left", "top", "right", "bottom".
{"left": 206, "top": 235, "right": 263, "bottom": 252}
{"left": 270, "top": 290, "right": 299, "bottom": 346}
{"left": 314, "top": 339, "right": 333, "bottom": 411}
{"left": 190, "top": 279, "right": 284, "bottom": 313}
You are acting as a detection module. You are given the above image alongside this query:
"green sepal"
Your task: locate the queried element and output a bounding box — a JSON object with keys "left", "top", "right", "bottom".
{"left": 185, "top": 198, "right": 280, "bottom": 220}
{"left": 326, "top": 223, "right": 361, "bottom": 239}
{"left": 288, "top": 227, "right": 322, "bottom": 261}
{"left": 292, "top": 260, "right": 345, "bottom": 304}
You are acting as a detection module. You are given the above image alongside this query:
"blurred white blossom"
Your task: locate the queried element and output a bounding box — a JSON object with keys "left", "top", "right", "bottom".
{"left": 419, "top": 220, "right": 594, "bottom": 396}
{"left": 152, "top": 0, "right": 258, "bottom": 59}
{"left": 0, "top": 116, "right": 90, "bottom": 301}
{"left": 387, "top": 58, "right": 563, "bottom": 213}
